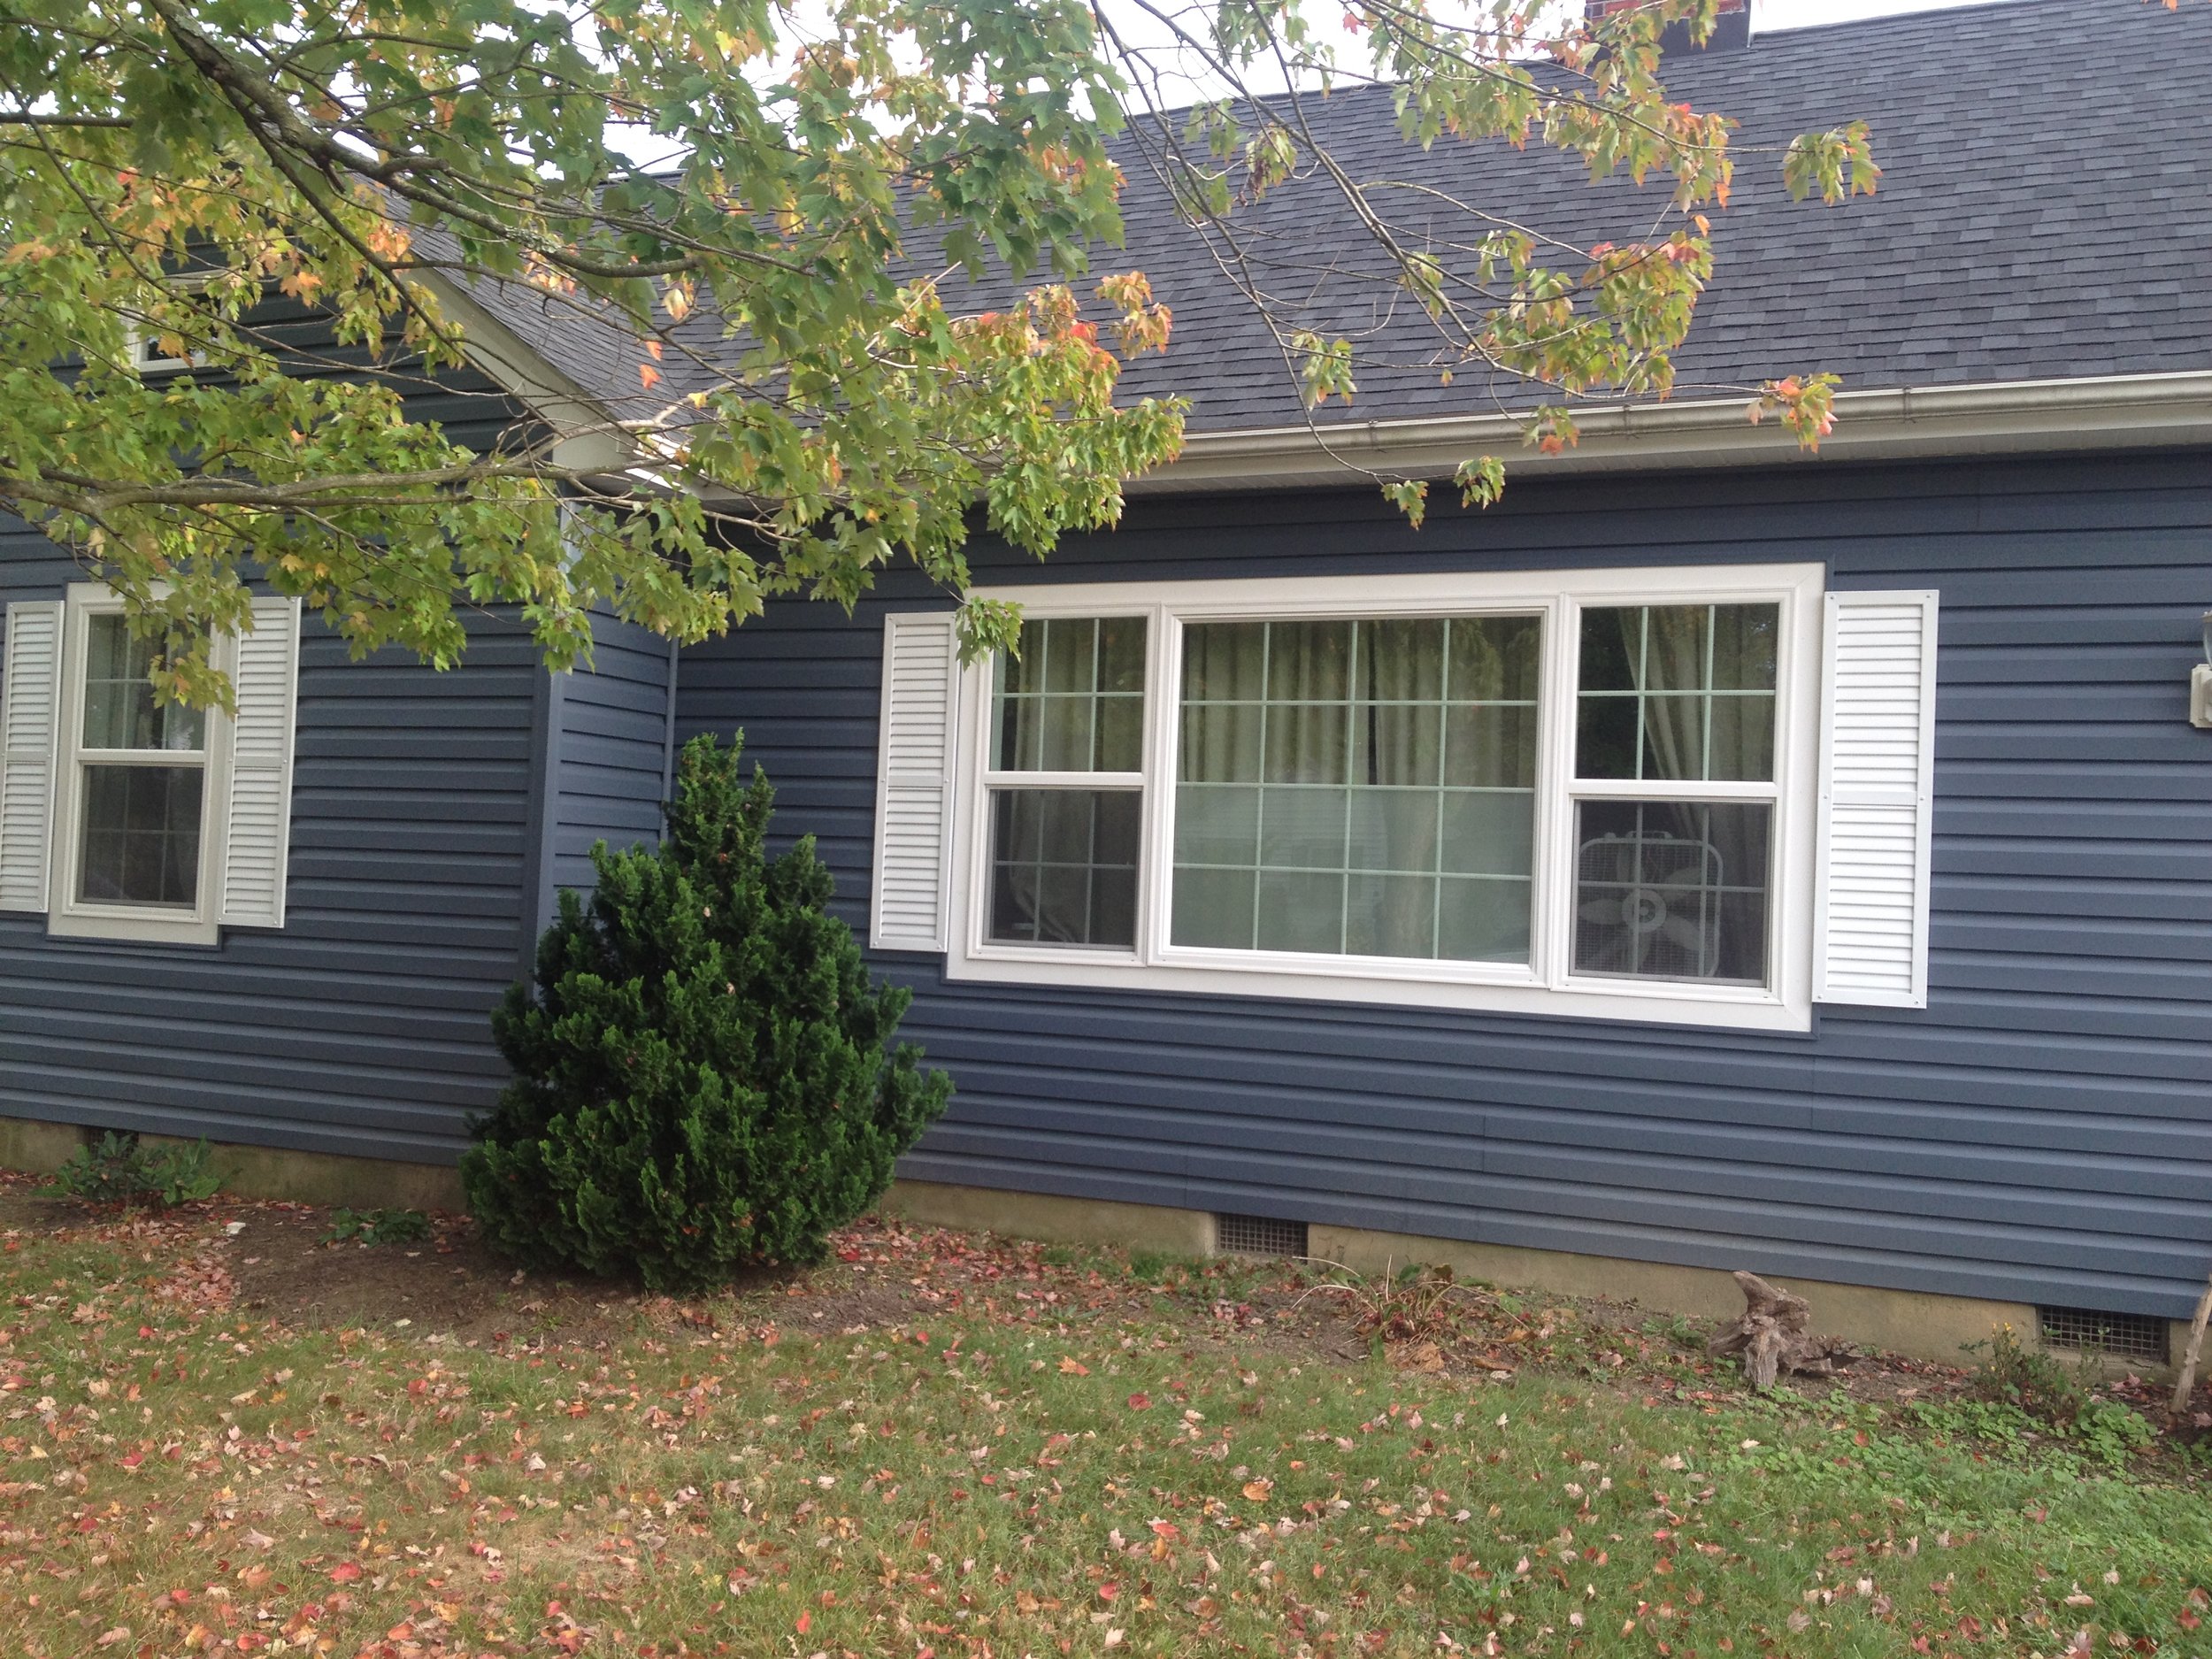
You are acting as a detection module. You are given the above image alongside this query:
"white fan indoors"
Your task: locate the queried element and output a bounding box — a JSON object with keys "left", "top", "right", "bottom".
{"left": 1575, "top": 830, "right": 1724, "bottom": 979}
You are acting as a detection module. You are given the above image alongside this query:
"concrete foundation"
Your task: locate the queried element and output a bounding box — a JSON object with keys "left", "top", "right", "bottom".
{"left": 887, "top": 1179, "right": 2097, "bottom": 1372}
{"left": 0, "top": 1114, "right": 465, "bottom": 1212}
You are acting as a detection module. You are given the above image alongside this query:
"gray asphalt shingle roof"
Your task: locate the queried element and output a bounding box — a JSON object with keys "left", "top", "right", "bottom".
{"left": 472, "top": 0, "right": 2212, "bottom": 434}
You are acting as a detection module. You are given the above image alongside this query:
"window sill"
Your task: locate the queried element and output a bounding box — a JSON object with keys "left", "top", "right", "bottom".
{"left": 945, "top": 945, "right": 1811, "bottom": 1033}
{"left": 48, "top": 903, "right": 221, "bottom": 948}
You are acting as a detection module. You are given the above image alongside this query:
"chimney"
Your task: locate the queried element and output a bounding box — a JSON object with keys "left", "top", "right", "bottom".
{"left": 1586, "top": 0, "right": 1752, "bottom": 53}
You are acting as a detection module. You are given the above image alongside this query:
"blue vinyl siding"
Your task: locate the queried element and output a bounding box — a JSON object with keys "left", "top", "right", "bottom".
{"left": 530, "top": 615, "right": 676, "bottom": 934}
{"left": 0, "top": 365, "right": 541, "bottom": 1163}
{"left": 673, "top": 449, "right": 2212, "bottom": 1317}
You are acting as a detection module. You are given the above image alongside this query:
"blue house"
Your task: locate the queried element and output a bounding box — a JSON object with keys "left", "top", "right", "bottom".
{"left": 3, "top": 0, "right": 2208, "bottom": 1363}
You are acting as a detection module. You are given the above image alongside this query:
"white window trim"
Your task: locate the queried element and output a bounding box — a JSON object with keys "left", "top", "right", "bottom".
{"left": 47, "top": 584, "right": 234, "bottom": 946}
{"left": 942, "top": 562, "right": 1824, "bottom": 1033}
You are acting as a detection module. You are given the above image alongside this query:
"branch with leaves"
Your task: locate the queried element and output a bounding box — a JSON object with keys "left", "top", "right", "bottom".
{"left": 0, "top": 0, "right": 1880, "bottom": 707}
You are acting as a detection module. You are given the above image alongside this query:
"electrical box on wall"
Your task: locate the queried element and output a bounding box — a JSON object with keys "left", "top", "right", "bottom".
{"left": 2193, "top": 662, "right": 2212, "bottom": 730}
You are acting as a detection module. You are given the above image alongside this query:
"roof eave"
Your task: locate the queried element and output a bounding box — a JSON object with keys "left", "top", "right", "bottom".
{"left": 413, "top": 269, "right": 633, "bottom": 474}
{"left": 1135, "top": 370, "right": 2212, "bottom": 492}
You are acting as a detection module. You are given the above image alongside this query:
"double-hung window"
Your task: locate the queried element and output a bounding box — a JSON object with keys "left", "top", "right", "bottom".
{"left": 0, "top": 584, "right": 302, "bottom": 943}
{"left": 871, "top": 562, "right": 1940, "bottom": 1030}
{"left": 64, "top": 605, "right": 221, "bottom": 933}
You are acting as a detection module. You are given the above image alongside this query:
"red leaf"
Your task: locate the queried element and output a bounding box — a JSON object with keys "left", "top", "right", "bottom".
{"left": 328, "top": 1562, "right": 362, "bottom": 1584}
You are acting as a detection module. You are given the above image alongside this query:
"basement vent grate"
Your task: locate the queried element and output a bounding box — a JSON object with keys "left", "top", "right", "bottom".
{"left": 2036, "top": 1305, "right": 2169, "bottom": 1364}
{"left": 1216, "top": 1213, "right": 1309, "bottom": 1260}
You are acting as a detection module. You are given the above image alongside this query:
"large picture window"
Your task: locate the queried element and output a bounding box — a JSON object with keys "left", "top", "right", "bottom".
{"left": 1172, "top": 615, "right": 1540, "bottom": 962}
{"left": 946, "top": 565, "right": 1824, "bottom": 1031}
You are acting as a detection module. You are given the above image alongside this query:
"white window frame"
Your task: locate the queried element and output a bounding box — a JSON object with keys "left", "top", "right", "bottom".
{"left": 48, "top": 583, "right": 234, "bottom": 946}
{"left": 943, "top": 562, "right": 1824, "bottom": 1032}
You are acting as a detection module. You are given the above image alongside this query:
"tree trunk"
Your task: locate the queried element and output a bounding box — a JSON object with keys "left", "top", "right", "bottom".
{"left": 2167, "top": 1273, "right": 2212, "bottom": 1418}
{"left": 1708, "top": 1271, "right": 1853, "bottom": 1390}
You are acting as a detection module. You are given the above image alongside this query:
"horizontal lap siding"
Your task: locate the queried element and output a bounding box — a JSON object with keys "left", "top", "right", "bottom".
{"left": 675, "top": 450, "right": 2212, "bottom": 1317}
{"left": 545, "top": 617, "right": 672, "bottom": 895}
{"left": 0, "top": 368, "right": 541, "bottom": 1164}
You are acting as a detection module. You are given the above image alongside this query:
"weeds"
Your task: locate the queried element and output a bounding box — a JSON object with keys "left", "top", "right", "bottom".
{"left": 323, "top": 1206, "right": 433, "bottom": 1246}
{"left": 49, "top": 1130, "right": 220, "bottom": 1209}
{"left": 1964, "top": 1321, "right": 2158, "bottom": 1466}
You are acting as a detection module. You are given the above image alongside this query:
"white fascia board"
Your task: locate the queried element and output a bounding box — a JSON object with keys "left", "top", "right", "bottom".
{"left": 1136, "top": 370, "right": 2212, "bottom": 492}
{"left": 411, "top": 270, "right": 631, "bottom": 473}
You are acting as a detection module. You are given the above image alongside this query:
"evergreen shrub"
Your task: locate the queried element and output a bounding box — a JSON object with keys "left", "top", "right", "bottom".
{"left": 462, "top": 734, "right": 951, "bottom": 1289}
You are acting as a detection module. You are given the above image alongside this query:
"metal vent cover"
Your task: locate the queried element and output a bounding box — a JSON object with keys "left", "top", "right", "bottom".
{"left": 2037, "top": 1305, "right": 2169, "bottom": 1364}
{"left": 1216, "top": 1213, "right": 1309, "bottom": 1260}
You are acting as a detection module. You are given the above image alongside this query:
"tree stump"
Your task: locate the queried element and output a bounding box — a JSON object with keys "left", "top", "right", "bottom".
{"left": 1708, "top": 1271, "right": 1853, "bottom": 1390}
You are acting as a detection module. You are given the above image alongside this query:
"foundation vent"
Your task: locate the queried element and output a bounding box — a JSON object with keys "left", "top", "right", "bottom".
{"left": 1216, "top": 1213, "right": 1309, "bottom": 1260}
{"left": 2036, "top": 1305, "right": 2169, "bottom": 1364}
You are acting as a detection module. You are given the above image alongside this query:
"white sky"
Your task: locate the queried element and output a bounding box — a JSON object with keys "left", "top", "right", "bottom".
{"left": 605, "top": 0, "right": 2016, "bottom": 165}
{"left": 1756, "top": 0, "right": 1997, "bottom": 30}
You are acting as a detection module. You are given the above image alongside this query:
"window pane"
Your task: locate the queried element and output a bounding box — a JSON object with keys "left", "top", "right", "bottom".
{"left": 987, "top": 788, "right": 1140, "bottom": 947}
{"left": 991, "top": 617, "right": 1146, "bottom": 772}
{"left": 1350, "top": 703, "right": 1441, "bottom": 787}
{"left": 1264, "top": 620, "right": 1351, "bottom": 703}
{"left": 1346, "top": 872, "right": 1437, "bottom": 959}
{"left": 1440, "top": 790, "right": 1534, "bottom": 878}
{"left": 1443, "top": 704, "right": 1538, "bottom": 788}
{"left": 78, "top": 763, "right": 204, "bottom": 907}
{"left": 1171, "top": 865, "right": 1256, "bottom": 949}
{"left": 1173, "top": 783, "right": 1259, "bottom": 866}
{"left": 1263, "top": 703, "right": 1348, "bottom": 784}
{"left": 1440, "top": 876, "right": 1532, "bottom": 964}
{"left": 1255, "top": 870, "right": 1345, "bottom": 954}
{"left": 1576, "top": 603, "right": 1778, "bottom": 782}
{"left": 81, "top": 614, "right": 204, "bottom": 752}
{"left": 1449, "top": 613, "right": 1542, "bottom": 702}
{"left": 1182, "top": 622, "right": 1268, "bottom": 703}
{"left": 1175, "top": 614, "right": 1539, "bottom": 965}
{"left": 1179, "top": 702, "right": 1263, "bottom": 783}
{"left": 1257, "top": 786, "right": 1348, "bottom": 870}
{"left": 1571, "top": 800, "right": 1770, "bottom": 986}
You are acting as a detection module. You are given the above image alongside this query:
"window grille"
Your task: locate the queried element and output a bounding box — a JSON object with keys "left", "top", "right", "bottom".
{"left": 2036, "top": 1305, "right": 2168, "bottom": 1364}
{"left": 1216, "top": 1213, "right": 1309, "bottom": 1260}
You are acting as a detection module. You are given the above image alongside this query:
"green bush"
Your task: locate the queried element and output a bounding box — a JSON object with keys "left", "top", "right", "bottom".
{"left": 462, "top": 734, "right": 952, "bottom": 1291}
{"left": 325, "top": 1207, "right": 433, "bottom": 1247}
{"left": 52, "top": 1131, "right": 221, "bottom": 1208}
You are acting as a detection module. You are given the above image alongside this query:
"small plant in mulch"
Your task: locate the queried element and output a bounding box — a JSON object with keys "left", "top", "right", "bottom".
{"left": 50, "top": 1131, "right": 221, "bottom": 1210}
{"left": 322, "top": 1207, "right": 434, "bottom": 1247}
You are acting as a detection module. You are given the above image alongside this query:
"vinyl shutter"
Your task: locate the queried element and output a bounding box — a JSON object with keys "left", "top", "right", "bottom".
{"left": 0, "top": 600, "right": 64, "bottom": 913}
{"left": 218, "top": 595, "right": 303, "bottom": 928}
{"left": 871, "top": 611, "right": 960, "bottom": 951}
{"left": 1813, "top": 589, "right": 1939, "bottom": 1008}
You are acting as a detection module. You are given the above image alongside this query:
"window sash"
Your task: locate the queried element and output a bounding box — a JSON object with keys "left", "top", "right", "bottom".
{"left": 946, "top": 565, "right": 1823, "bottom": 1031}
{"left": 48, "top": 589, "right": 230, "bottom": 943}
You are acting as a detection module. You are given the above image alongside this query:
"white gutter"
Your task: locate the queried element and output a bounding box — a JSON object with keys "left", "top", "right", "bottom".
{"left": 1135, "top": 370, "right": 2212, "bottom": 492}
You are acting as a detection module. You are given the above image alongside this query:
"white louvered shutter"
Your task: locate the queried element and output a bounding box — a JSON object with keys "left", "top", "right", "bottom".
{"left": 871, "top": 611, "right": 960, "bottom": 951}
{"left": 0, "top": 601, "right": 64, "bottom": 912}
{"left": 1813, "top": 589, "right": 1939, "bottom": 1008}
{"left": 219, "top": 595, "right": 303, "bottom": 928}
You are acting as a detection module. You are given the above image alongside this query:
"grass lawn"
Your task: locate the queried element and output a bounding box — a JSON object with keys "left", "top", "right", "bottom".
{"left": 2, "top": 1181, "right": 2207, "bottom": 1659}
